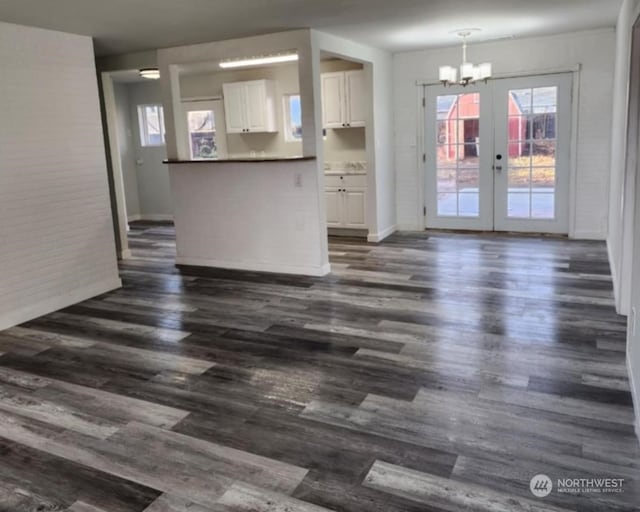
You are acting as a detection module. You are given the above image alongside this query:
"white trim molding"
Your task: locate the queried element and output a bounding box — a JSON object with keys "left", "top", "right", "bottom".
{"left": 0, "top": 278, "right": 122, "bottom": 331}
{"left": 176, "top": 257, "right": 331, "bottom": 277}
{"left": 572, "top": 230, "right": 607, "bottom": 240}
{"left": 128, "top": 214, "right": 174, "bottom": 222}
{"left": 627, "top": 355, "right": 640, "bottom": 443}
{"left": 367, "top": 225, "right": 397, "bottom": 243}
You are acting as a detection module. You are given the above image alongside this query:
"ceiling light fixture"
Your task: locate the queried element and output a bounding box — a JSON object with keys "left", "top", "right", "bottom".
{"left": 219, "top": 53, "right": 299, "bottom": 69}
{"left": 139, "top": 68, "right": 160, "bottom": 80}
{"left": 439, "top": 31, "right": 492, "bottom": 87}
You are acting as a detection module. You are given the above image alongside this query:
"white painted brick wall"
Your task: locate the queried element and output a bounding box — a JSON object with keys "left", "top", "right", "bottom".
{"left": 393, "top": 29, "right": 616, "bottom": 238}
{"left": 0, "top": 21, "right": 121, "bottom": 330}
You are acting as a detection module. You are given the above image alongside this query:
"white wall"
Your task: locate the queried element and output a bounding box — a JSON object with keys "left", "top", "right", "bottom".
{"left": 312, "top": 30, "right": 397, "bottom": 242}
{"left": 0, "top": 21, "right": 121, "bottom": 330}
{"left": 630, "top": 163, "right": 640, "bottom": 440}
{"left": 609, "top": 0, "right": 640, "bottom": 315}
{"left": 612, "top": 0, "right": 640, "bottom": 440}
{"left": 169, "top": 160, "right": 328, "bottom": 275}
{"left": 394, "top": 29, "right": 616, "bottom": 238}
{"left": 128, "top": 81, "right": 172, "bottom": 220}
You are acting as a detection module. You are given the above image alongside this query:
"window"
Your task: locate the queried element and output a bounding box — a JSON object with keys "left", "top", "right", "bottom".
{"left": 137, "top": 105, "right": 165, "bottom": 146}
{"left": 187, "top": 109, "right": 217, "bottom": 159}
{"left": 283, "top": 94, "right": 302, "bottom": 141}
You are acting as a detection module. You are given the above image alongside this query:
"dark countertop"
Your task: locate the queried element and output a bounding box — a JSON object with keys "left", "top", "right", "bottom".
{"left": 165, "top": 156, "right": 316, "bottom": 164}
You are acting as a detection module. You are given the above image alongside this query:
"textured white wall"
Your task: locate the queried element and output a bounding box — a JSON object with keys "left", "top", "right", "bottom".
{"left": 608, "top": 0, "right": 640, "bottom": 315}
{"left": 393, "top": 29, "right": 616, "bottom": 238}
{"left": 0, "top": 21, "right": 121, "bottom": 330}
{"left": 616, "top": 0, "right": 640, "bottom": 442}
{"left": 169, "top": 160, "right": 328, "bottom": 275}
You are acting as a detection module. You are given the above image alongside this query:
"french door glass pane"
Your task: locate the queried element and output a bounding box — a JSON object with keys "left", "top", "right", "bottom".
{"left": 188, "top": 110, "right": 217, "bottom": 159}
{"left": 436, "top": 93, "right": 480, "bottom": 217}
{"left": 506, "top": 86, "right": 558, "bottom": 219}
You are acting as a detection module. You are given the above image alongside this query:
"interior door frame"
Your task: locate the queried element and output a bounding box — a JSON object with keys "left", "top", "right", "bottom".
{"left": 420, "top": 66, "right": 580, "bottom": 236}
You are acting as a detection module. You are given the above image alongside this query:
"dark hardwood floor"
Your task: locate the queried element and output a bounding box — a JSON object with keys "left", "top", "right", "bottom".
{"left": 0, "top": 222, "right": 638, "bottom": 511}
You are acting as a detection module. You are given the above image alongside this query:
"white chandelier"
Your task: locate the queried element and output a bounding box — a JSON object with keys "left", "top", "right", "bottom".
{"left": 439, "top": 31, "right": 492, "bottom": 87}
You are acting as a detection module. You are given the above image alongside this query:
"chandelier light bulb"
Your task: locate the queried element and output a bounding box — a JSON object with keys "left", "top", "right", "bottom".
{"left": 439, "top": 30, "right": 492, "bottom": 87}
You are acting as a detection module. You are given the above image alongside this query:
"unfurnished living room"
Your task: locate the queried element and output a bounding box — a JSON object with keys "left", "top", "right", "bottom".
{"left": 0, "top": 1, "right": 640, "bottom": 511}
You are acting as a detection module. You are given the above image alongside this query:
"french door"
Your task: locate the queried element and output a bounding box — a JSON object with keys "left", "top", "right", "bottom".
{"left": 425, "top": 73, "right": 572, "bottom": 233}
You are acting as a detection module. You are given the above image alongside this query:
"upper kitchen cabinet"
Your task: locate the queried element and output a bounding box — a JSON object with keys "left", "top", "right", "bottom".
{"left": 222, "top": 79, "right": 277, "bottom": 134}
{"left": 321, "top": 70, "right": 366, "bottom": 129}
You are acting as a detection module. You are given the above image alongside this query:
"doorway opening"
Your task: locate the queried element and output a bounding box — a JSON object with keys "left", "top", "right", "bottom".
{"left": 320, "top": 52, "right": 371, "bottom": 240}
{"left": 101, "top": 69, "right": 173, "bottom": 260}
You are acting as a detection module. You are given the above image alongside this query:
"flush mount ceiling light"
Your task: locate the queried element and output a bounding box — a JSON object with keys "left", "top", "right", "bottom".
{"left": 439, "top": 30, "right": 492, "bottom": 87}
{"left": 139, "top": 68, "right": 160, "bottom": 80}
{"left": 219, "top": 52, "right": 299, "bottom": 69}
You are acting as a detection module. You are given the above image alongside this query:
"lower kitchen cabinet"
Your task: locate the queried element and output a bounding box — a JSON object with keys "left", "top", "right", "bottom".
{"left": 325, "top": 175, "right": 367, "bottom": 229}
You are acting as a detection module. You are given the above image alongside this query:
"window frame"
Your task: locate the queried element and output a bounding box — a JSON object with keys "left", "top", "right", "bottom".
{"left": 137, "top": 104, "right": 166, "bottom": 147}
{"left": 283, "top": 93, "right": 302, "bottom": 143}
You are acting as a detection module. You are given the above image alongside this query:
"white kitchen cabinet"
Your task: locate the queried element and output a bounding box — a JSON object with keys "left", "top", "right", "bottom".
{"left": 343, "top": 188, "right": 367, "bottom": 227}
{"left": 321, "top": 70, "right": 366, "bottom": 129}
{"left": 345, "top": 71, "right": 366, "bottom": 127}
{"left": 222, "top": 79, "right": 277, "bottom": 134}
{"left": 324, "top": 175, "right": 367, "bottom": 228}
{"left": 325, "top": 187, "right": 343, "bottom": 227}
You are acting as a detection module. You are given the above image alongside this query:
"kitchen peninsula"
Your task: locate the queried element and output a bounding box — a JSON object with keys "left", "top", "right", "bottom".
{"left": 166, "top": 156, "right": 330, "bottom": 276}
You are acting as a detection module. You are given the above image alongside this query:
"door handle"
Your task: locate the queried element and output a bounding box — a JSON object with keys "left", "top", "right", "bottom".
{"left": 494, "top": 165, "right": 503, "bottom": 172}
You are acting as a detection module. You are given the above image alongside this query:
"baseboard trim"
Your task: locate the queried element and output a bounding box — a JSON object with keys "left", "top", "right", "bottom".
{"left": 176, "top": 257, "right": 331, "bottom": 277}
{"left": 128, "top": 214, "right": 174, "bottom": 223}
{"left": 367, "top": 225, "right": 397, "bottom": 243}
{"left": 572, "top": 230, "right": 606, "bottom": 241}
{"left": 0, "top": 277, "right": 122, "bottom": 331}
{"left": 607, "top": 238, "right": 622, "bottom": 314}
{"left": 626, "top": 354, "right": 640, "bottom": 445}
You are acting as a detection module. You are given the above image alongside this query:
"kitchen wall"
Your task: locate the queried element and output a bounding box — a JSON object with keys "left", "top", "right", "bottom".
{"left": 0, "top": 21, "right": 121, "bottom": 330}
{"left": 324, "top": 128, "right": 366, "bottom": 164}
{"left": 394, "top": 29, "right": 616, "bottom": 237}
{"left": 180, "top": 63, "right": 302, "bottom": 158}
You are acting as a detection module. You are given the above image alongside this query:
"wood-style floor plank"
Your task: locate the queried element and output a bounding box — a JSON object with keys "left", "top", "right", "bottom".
{"left": 0, "top": 222, "right": 637, "bottom": 511}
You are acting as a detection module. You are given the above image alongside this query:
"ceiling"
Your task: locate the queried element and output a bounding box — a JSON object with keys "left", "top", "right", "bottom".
{"left": 0, "top": 0, "right": 622, "bottom": 56}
